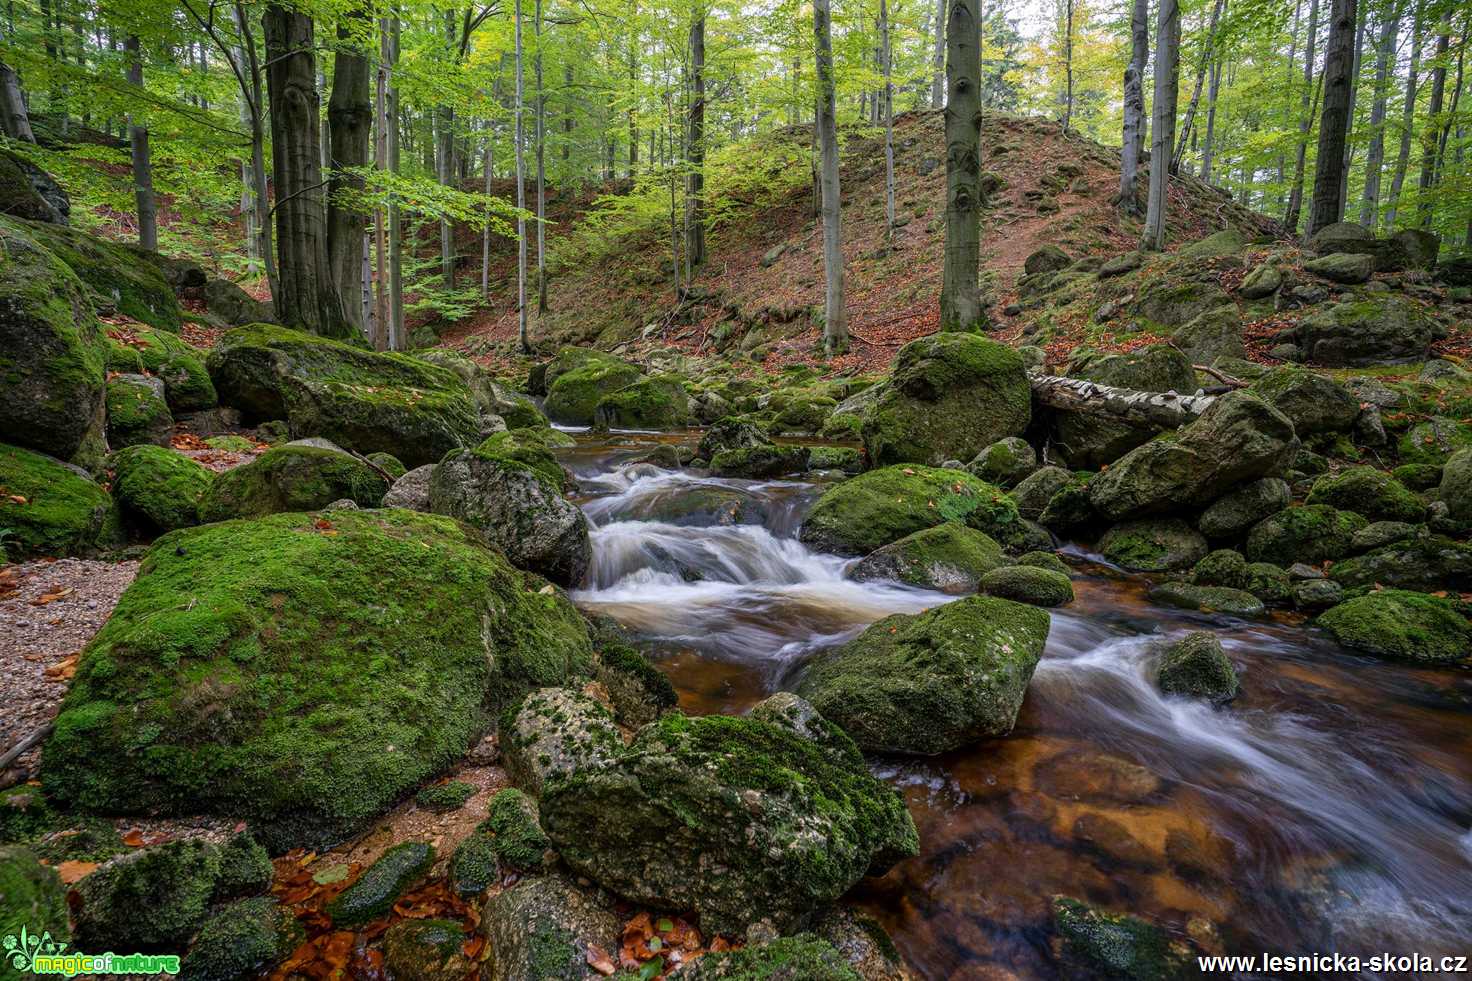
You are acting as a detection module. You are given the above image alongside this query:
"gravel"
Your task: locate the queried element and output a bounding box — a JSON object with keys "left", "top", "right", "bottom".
{"left": 0, "top": 558, "right": 137, "bottom": 781}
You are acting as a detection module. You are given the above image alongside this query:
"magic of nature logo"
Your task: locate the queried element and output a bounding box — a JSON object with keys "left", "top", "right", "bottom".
{"left": 4, "top": 927, "right": 180, "bottom": 977}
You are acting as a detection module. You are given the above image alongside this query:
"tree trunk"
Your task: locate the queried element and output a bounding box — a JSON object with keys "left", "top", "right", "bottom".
{"left": 1141, "top": 0, "right": 1180, "bottom": 251}
{"left": 328, "top": 11, "right": 371, "bottom": 336}
{"left": 1417, "top": 31, "right": 1450, "bottom": 228}
{"left": 0, "top": 23, "right": 34, "bottom": 142}
{"left": 514, "top": 0, "right": 529, "bottom": 353}
{"left": 124, "top": 36, "right": 157, "bottom": 251}
{"left": 813, "top": 0, "right": 847, "bottom": 354}
{"left": 1119, "top": 0, "right": 1148, "bottom": 215}
{"left": 880, "top": 0, "right": 895, "bottom": 236}
{"left": 628, "top": 6, "right": 639, "bottom": 174}
{"left": 535, "top": 0, "right": 547, "bottom": 314}
{"left": 264, "top": 3, "right": 350, "bottom": 339}
{"left": 1285, "top": 0, "right": 1322, "bottom": 234}
{"left": 1201, "top": 56, "right": 1223, "bottom": 182}
{"left": 932, "top": 0, "right": 946, "bottom": 108}
{"left": 1173, "top": 0, "right": 1223, "bottom": 173}
{"left": 373, "top": 16, "right": 390, "bottom": 349}
{"left": 941, "top": 0, "right": 985, "bottom": 328}
{"left": 1063, "top": 0, "right": 1074, "bottom": 133}
{"left": 387, "top": 18, "right": 403, "bottom": 349}
{"left": 686, "top": 12, "right": 707, "bottom": 274}
{"left": 1337, "top": 1, "right": 1366, "bottom": 209}
{"left": 1030, "top": 374, "right": 1218, "bottom": 429}
{"left": 1385, "top": 0, "right": 1422, "bottom": 229}
{"left": 232, "top": 2, "right": 277, "bottom": 297}
{"left": 1358, "top": 8, "right": 1398, "bottom": 227}
{"left": 1306, "top": 0, "right": 1358, "bottom": 239}
{"left": 438, "top": 11, "right": 456, "bottom": 291}
{"left": 564, "top": 63, "right": 574, "bottom": 164}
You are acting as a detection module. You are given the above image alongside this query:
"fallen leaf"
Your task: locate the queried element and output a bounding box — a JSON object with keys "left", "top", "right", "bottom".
{"left": 31, "top": 587, "right": 74, "bottom": 606}
{"left": 55, "top": 860, "right": 98, "bottom": 884}
{"left": 586, "top": 944, "right": 617, "bottom": 976}
{"left": 121, "top": 828, "right": 146, "bottom": 847}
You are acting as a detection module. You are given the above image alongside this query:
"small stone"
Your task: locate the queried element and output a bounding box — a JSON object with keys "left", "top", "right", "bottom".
{"left": 1155, "top": 631, "right": 1240, "bottom": 702}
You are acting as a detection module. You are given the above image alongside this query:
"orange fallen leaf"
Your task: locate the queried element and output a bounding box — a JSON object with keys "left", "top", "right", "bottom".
{"left": 7, "top": 494, "right": 27, "bottom": 505}
{"left": 586, "top": 944, "right": 617, "bottom": 975}
{"left": 31, "top": 587, "right": 74, "bottom": 606}
{"left": 55, "top": 860, "right": 98, "bottom": 884}
{"left": 44, "top": 654, "right": 78, "bottom": 681}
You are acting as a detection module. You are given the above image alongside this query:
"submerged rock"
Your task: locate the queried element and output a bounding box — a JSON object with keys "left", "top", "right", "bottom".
{"left": 539, "top": 711, "right": 917, "bottom": 935}
{"left": 197, "top": 443, "right": 388, "bottom": 522}
{"left": 42, "top": 509, "right": 592, "bottom": 849}
{"left": 799, "top": 595, "right": 1050, "bottom": 754}
{"left": 1156, "top": 632, "right": 1240, "bottom": 701}
{"left": 1051, "top": 896, "right": 1200, "bottom": 981}
{"left": 1318, "top": 590, "right": 1472, "bottom": 665}
{"left": 861, "top": 333, "right": 1031, "bottom": 467}
{"left": 848, "top": 523, "right": 1006, "bottom": 593}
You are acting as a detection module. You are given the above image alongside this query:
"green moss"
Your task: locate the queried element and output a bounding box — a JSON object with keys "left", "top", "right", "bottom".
{"left": 710, "top": 443, "right": 811, "bottom": 478}
{"left": 806, "top": 445, "right": 863, "bottom": 473}
{"left": 415, "top": 780, "right": 476, "bottom": 813}
{"left": 1245, "top": 505, "right": 1367, "bottom": 565}
{"left": 0, "top": 443, "right": 121, "bottom": 559}
{"left": 42, "top": 509, "right": 592, "bottom": 850}
{"left": 483, "top": 788, "right": 549, "bottom": 872}
{"left": 595, "top": 641, "right": 678, "bottom": 726}
{"left": 109, "top": 444, "right": 214, "bottom": 533}
{"left": 476, "top": 429, "right": 570, "bottom": 491}
{"left": 980, "top": 564, "right": 1074, "bottom": 606}
{"left": 1097, "top": 519, "right": 1208, "bottom": 572}
{"left": 592, "top": 374, "right": 693, "bottom": 429}
{"left": 326, "top": 841, "right": 434, "bottom": 927}
{"left": 1014, "top": 550, "right": 1069, "bottom": 575}
{"left": 22, "top": 220, "right": 181, "bottom": 329}
{"left": 1318, "top": 589, "right": 1472, "bottom": 664}
{"left": 32, "top": 817, "right": 127, "bottom": 864}
{"left": 73, "top": 838, "right": 221, "bottom": 949}
{"left": 0, "top": 845, "right": 70, "bottom": 947}
{"left": 367, "top": 452, "right": 406, "bottom": 479}
{"left": 543, "top": 349, "right": 644, "bottom": 425}
{"left": 212, "top": 833, "right": 273, "bottom": 900}
{"left": 105, "top": 376, "right": 173, "bottom": 448}
{"left": 110, "top": 327, "right": 216, "bottom": 411}
{"left": 1150, "top": 582, "right": 1264, "bottom": 616}
{"left": 799, "top": 464, "right": 1018, "bottom": 555}
{"left": 1397, "top": 417, "right": 1472, "bottom": 466}
{"left": 1392, "top": 462, "right": 1444, "bottom": 491}
{"left": 197, "top": 445, "right": 388, "bottom": 522}
{"left": 448, "top": 833, "right": 498, "bottom": 897}
{"left": 851, "top": 522, "right": 1007, "bottom": 592}
{"left": 1305, "top": 466, "right": 1424, "bottom": 522}
{"left": 105, "top": 339, "right": 146, "bottom": 374}
{"left": 181, "top": 896, "right": 302, "bottom": 981}
{"left": 1052, "top": 896, "right": 1197, "bottom": 981}
{"left": 0, "top": 787, "right": 59, "bottom": 844}
{"left": 204, "top": 435, "right": 257, "bottom": 452}
{"left": 678, "top": 935, "right": 861, "bottom": 980}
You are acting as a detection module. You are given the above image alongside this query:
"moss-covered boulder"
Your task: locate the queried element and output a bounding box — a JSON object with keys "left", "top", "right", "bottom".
{"left": 1090, "top": 392, "right": 1298, "bottom": 521}
{"left": 1305, "top": 467, "right": 1424, "bottom": 523}
{"left": 197, "top": 443, "right": 388, "bottom": 522}
{"left": 326, "top": 841, "right": 434, "bottom": 927}
{"left": 109, "top": 444, "right": 214, "bottom": 533}
{"left": 798, "top": 595, "right": 1049, "bottom": 755}
{"left": 710, "top": 443, "right": 811, "bottom": 478}
{"left": 1439, "top": 447, "right": 1472, "bottom": 523}
{"left": 110, "top": 326, "right": 217, "bottom": 412}
{"left": 1399, "top": 416, "right": 1472, "bottom": 466}
{"left": 861, "top": 333, "right": 1030, "bottom": 467}
{"left": 1053, "top": 345, "right": 1196, "bottom": 470}
{"left": 42, "top": 509, "right": 593, "bottom": 849}
{"left": 542, "top": 349, "right": 644, "bottom": 425}
{"left": 0, "top": 148, "right": 68, "bottom": 223}
{"left": 502, "top": 688, "right": 623, "bottom": 797}
{"left": 182, "top": 896, "right": 302, "bottom": 981}
{"left": 697, "top": 416, "right": 771, "bottom": 459}
{"left": 1098, "top": 518, "right": 1209, "bottom": 572}
{"left": 811, "top": 907, "right": 911, "bottom": 981}
{"left": 967, "top": 436, "right": 1037, "bottom": 487}
{"left": 206, "top": 324, "right": 482, "bottom": 467}
{"left": 1155, "top": 631, "right": 1239, "bottom": 701}
{"left": 1249, "top": 367, "right": 1359, "bottom": 435}
{"left": 479, "top": 873, "right": 620, "bottom": 981}
{"left": 381, "top": 918, "right": 472, "bottom": 981}
{"left": 592, "top": 374, "right": 692, "bottom": 429}
{"left": 1133, "top": 274, "right": 1232, "bottom": 328}
{"left": 106, "top": 373, "right": 174, "bottom": 448}
{"left": 482, "top": 788, "right": 551, "bottom": 872}
{"left": 1051, "top": 896, "right": 1200, "bottom": 981}
{"left": 1150, "top": 582, "right": 1265, "bottom": 617}
{"left": 799, "top": 465, "right": 1019, "bottom": 556}
{"left": 1294, "top": 296, "right": 1441, "bottom": 366}
{"left": 1196, "top": 477, "right": 1290, "bottom": 541}
{"left": 416, "top": 348, "right": 547, "bottom": 429}
{"left": 429, "top": 447, "right": 591, "bottom": 586}
{"left": 72, "top": 838, "right": 243, "bottom": 950}
{"left": 0, "top": 443, "right": 121, "bottom": 559}
{"left": 1011, "top": 465, "right": 1073, "bottom": 519}
{"left": 592, "top": 641, "right": 678, "bottom": 728}
{"left": 0, "top": 217, "right": 108, "bottom": 464}
{"left": 1318, "top": 590, "right": 1472, "bottom": 665}
{"left": 22, "top": 219, "right": 180, "bottom": 329}
{"left": 1172, "top": 305, "right": 1246, "bottom": 363}
{"left": 680, "top": 935, "right": 862, "bottom": 980}
{"left": 807, "top": 445, "right": 863, "bottom": 473}
{"left": 1303, "top": 251, "right": 1374, "bottom": 284}
{"left": 849, "top": 522, "right": 1006, "bottom": 593}
{"left": 0, "top": 846, "right": 70, "bottom": 950}
{"left": 476, "top": 428, "right": 572, "bottom": 491}
{"left": 1328, "top": 536, "right": 1472, "bottom": 592}
{"left": 1244, "top": 504, "right": 1367, "bottom": 566}
{"left": 540, "top": 711, "right": 918, "bottom": 936}
{"left": 980, "top": 564, "right": 1074, "bottom": 606}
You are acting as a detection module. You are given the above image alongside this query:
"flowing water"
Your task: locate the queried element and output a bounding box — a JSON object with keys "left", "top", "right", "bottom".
{"left": 560, "top": 431, "right": 1472, "bottom": 979}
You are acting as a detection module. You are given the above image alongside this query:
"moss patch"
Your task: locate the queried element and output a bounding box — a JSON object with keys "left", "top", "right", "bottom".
{"left": 0, "top": 443, "right": 121, "bottom": 559}
{"left": 108, "top": 445, "right": 214, "bottom": 534}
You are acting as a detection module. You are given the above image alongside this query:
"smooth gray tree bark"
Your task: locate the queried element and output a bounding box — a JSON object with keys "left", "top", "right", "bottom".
{"left": 124, "top": 35, "right": 157, "bottom": 251}
{"left": 1385, "top": 0, "right": 1422, "bottom": 229}
{"left": 941, "top": 0, "right": 985, "bottom": 330}
{"left": 1141, "top": 0, "right": 1180, "bottom": 251}
{"left": 1359, "top": 4, "right": 1400, "bottom": 228}
{"left": 813, "top": 0, "right": 848, "bottom": 353}
{"left": 328, "top": 11, "right": 371, "bottom": 335}
{"left": 1284, "top": 0, "right": 1322, "bottom": 234}
{"left": 1119, "top": 0, "right": 1148, "bottom": 214}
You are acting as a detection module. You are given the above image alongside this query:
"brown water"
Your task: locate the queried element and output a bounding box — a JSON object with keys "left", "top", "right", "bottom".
{"left": 560, "top": 431, "right": 1472, "bottom": 980}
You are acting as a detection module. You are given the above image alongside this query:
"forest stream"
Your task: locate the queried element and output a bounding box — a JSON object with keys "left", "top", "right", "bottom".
{"left": 560, "top": 429, "right": 1472, "bottom": 980}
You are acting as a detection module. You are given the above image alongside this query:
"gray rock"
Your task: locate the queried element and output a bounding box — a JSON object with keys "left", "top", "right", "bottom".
{"left": 382, "top": 464, "right": 435, "bottom": 510}
{"left": 502, "top": 687, "right": 623, "bottom": 797}
{"left": 1197, "top": 477, "right": 1291, "bottom": 539}
{"left": 1097, "top": 518, "right": 1210, "bottom": 572}
{"left": 480, "top": 874, "right": 621, "bottom": 981}
{"left": 1010, "top": 465, "right": 1072, "bottom": 519}
{"left": 1156, "top": 631, "right": 1240, "bottom": 701}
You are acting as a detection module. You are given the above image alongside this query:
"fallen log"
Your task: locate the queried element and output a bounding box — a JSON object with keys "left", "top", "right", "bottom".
{"left": 1028, "top": 373, "right": 1219, "bottom": 430}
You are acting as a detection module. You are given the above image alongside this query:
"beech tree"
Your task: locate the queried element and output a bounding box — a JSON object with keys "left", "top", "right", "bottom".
{"left": 941, "top": 0, "right": 984, "bottom": 330}
{"left": 1306, "top": 0, "right": 1358, "bottom": 237}
{"left": 813, "top": 0, "right": 847, "bottom": 354}
{"left": 1141, "top": 0, "right": 1180, "bottom": 251}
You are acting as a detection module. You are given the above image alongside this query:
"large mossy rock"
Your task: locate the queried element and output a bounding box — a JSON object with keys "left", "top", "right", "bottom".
{"left": 1305, "top": 466, "right": 1424, "bottom": 523}
{"left": 1294, "top": 296, "right": 1441, "bottom": 366}
{"left": 183, "top": 896, "right": 302, "bottom": 981}
{"left": 860, "top": 333, "right": 1030, "bottom": 467}
{"left": 799, "top": 465, "right": 1019, "bottom": 556}
{"left": 429, "top": 447, "right": 591, "bottom": 586}
{"left": 415, "top": 349, "right": 547, "bottom": 429}
{"left": 110, "top": 326, "right": 217, "bottom": 412}
{"left": 1328, "top": 536, "right": 1472, "bottom": 592}
{"left": 0, "top": 216, "right": 108, "bottom": 463}
{"left": 1053, "top": 345, "right": 1196, "bottom": 470}
{"left": 198, "top": 443, "right": 389, "bottom": 522}
{"left": 1197, "top": 477, "right": 1290, "bottom": 539}
{"left": 109, "top": 444, "right": 214, "bottom": 533}
{"left": 22, "top": 219, "right": 181, "bottom": 329}
{"left": 42, "top": 508, "right": 593, "bottom": 850}
{"left": 1156, "top": 631, "right": 1239, "bottom": 702}
{"left": 1248, "top": 367, "right": 1359, "bottom": 435}
{"left": 592, "top": 374, "right": 692, "bottom": 429}
{"left": 1318, "top": 590, "right": 1472, "bottom": 665}
{"left": 476, "top": 428, "right": 573, "bottom": 492}
{"left": 0, "top": 443, "right": 121, "bottom": 559}
{"left": 542, "top": 349, "right": 644, "bottom": 425}
{"left": 1397, "top": 416, "right": 1472, "bottom": 466}
{"left": 798, "top": 595, "right": 1050, "bottom": 754}
{"left": 1244, "top": 504, "right": 1367, "bottom": 566}
{"left": 848, "top": 522, "right": 1006, "bottom": 593}
{"left": 1089, "top": 391, "right": 1298, "bottom": 521}
{"left": 480, "top": 873, "right": 621, "bottom": 981}
{"left": 0, "top": 846, "right": 70, "bottom": 948}
{"left": 105, "top": 374, "right": 174, "bottom": 448}
{"left": 206, "top": 324, "right": 482, "bottom": 467}
{"left": 539, "top": 711, "right": 918, "bottom": 936}
{"left": 1097, "top": 518, "right": 1209, "bottom": 572}
{"left": 1440, "top": 447, "right": 1472, "bottom": 522}
{"left": 979, "top": 564, "right": 1074, "bottom": 606}
{"left": 0, "top": 148, "right": 69, "bottom": 223}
